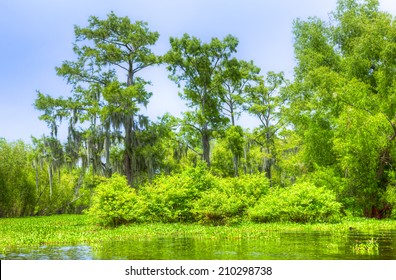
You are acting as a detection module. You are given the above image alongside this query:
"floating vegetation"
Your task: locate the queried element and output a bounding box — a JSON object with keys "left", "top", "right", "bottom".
{"left": 1, "top": 215, "right": 395, "bottom": 251}
{"left": 1, "top": 215, "right": 396, "bottom": 259}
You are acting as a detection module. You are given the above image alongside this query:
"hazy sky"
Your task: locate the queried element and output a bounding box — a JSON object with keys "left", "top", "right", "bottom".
{"left": 1, "top": 0, "right": 396, "bottom": 142}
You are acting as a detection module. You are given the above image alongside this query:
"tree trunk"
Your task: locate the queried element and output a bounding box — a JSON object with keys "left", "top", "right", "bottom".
{"left": 104, "top": 130, "right": 112, "bottom": 177}
{"left": 48, "top": 165, "right": 53, "bottom": 199}
{"left": 364, "top": 204, "right": 392, "bottom": 219}
{"left": 263, "top": 156, "right": 272, "bottom": 181}
{"left": 202, "top": 129, "right": 211, "bottom": 167}
{"left": 243, "top": 141, "right": 249, "bottom": 175}
{"left": 124, "top": 151, "right": 133, "bottom": 186}
{"left": 230, "top": 107, "right": 235, "bottom": 127}
{"left": 233, "top": 153, "right": 239, "bottom": 177}
{"left": 35, "top": 162, "right": 39, "bottom": 193}
{"left": 124, "top": 117, "right": 135, "bottom": 187}
{"left": 361, "top": 147, "right": 394, "bottom": 219}
{"left": 376, "top": 147, "right": 391, "bottom": 187}
{"left": 124, "top": 64, "right": 136, "bottom": 187}
{"left": 264, "top": 129, "right": 274, "bottom": 185}
{"left": 263, "top": 146, "right": 273, "bottom": 186}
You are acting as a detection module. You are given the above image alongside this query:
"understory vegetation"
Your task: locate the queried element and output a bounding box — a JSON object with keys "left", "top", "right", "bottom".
{"left": 86, "top": 166, "right": 342, "bottom": 226}
{"left": 2, "top": 1, "right": 396, "bottom": 225}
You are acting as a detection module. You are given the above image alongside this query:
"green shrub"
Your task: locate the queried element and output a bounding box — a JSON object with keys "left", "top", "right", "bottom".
{"left": 192, "top": 186, "right": 245, "bottom": 225}
{"left": 138, "top": 164, "right": 215, "bottom": 223}
{"left": 211, "top": 139, "right": 234, "bottom": 177}
{"left": 231, "top": 174, "right": 269, "bottom": 205}
{"left": 248, "top": 182, "right": 342, "bottom": 223}
{"left": 86, "top": 173, "right": 139, "bottom": 226}
{"left": 192, "top": 175, "right": 269, "bottom": 225}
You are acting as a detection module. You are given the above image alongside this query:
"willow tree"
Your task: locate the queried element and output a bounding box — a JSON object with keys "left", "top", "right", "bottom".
{"left": 164, "top": 34, "right": 238, "bottom": 167}
{"left": 290, "top": 0, "right": 396, "bottom": 217}
{"left": 35, "top": 12, "right": 159, "bottom": 187}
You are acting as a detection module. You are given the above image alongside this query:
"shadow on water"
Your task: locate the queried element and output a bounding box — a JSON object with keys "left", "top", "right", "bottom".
{"left": 2, "top": 230, "right": 396, "bottom": 260}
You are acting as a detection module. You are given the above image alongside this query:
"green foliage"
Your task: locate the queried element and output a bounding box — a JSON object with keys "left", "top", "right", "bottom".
{"left": 242, "top": 72, "right": 287, "bottom": 182}
{"left": 86, "top": 173, "right": 139, "bottom": 226}
{"left": 35, "top": 12, "right": 160, "bottom": 187}
{"left": 224, "top": 126, "right": 244, "bottom": 157}
{"left": 192, "top": 174, "right": 269, "bottom": 225}
{"left": 164, "top": 34, "right": 239, "bottom": 166}
{"left": 192, "top": 187, "right": 244, "bottom": 225}
{"left": 211, "top": 138, "right": 234, "bottom": 177}
{"left": 83, "top": 165, "right": 271, "bottom": 226}
{"left": 137, "top": 164, "right": 215, "bottom": 223}
{"left": 0, "top": 139, "right": 91, "bottom": 217}
{"left": 352, "top": 238, "right": 379, "bottom": 256}
{"left": 8, "top": 5, "right": 396, "bottom": 222}
{"left": 217, "top": 59, "right": 260, "bottom": 126}
{"left": 270, "top": 130, "right": 305, "bottom": 187}
{"left": 302, "top": 166, "right": 347, "bottom": 196}
{"left": 0, "top": 139, "right": 36, "bottom": 217}
{"left": 333, "top": 108, "right": 390, "bottom": 209}
{"left": 2, "top": 214, "right": 395, "bottom": 253}
{"left": 248, "top": 182, "right": 342, "bottom": 223}
{"left": 289, "top": 0, "right": 396, "bottom": 216}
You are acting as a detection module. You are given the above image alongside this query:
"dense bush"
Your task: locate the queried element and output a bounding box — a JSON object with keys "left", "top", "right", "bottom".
{"left": 137, "top": 164, "right": 216, "bottom": 223}
{"left": 86, "top": 173, "right": 139, "bottom": 226}
{"left": 85, "top": 165, "right": 270, "bottom": 225}
{"left": 248, "top": 182, "right": 342, "bottom": 223}
{"left": 192, "top": 174, "right": 269, "bottom": 225}
{"left": 231, "top": 174, "right": 269, "bottom": 205}
{"left": 85, "top": 167, "right": 343, "bottom": 226}
{"left": 192, "top": 185, "right": 245, "bottom": 225}
{"left": 136, "top": 166, "right": 270, "bottom": 225}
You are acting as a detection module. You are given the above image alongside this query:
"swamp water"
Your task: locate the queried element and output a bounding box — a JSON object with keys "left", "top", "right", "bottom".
{"left": 2, "top": 229, "right": 396, "bottom": 260}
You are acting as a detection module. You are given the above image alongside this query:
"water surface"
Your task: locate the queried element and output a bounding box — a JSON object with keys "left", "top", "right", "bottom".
{"left": 2, "top": 229, "right": 395, "bottom": 260}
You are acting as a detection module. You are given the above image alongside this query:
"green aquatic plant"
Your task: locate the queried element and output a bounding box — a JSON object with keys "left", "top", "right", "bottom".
{"left": 1, "top": 215, "right": 395, "bottom": 253}
{"left": 352, "top": 238, "right": 379, "bottom": 255}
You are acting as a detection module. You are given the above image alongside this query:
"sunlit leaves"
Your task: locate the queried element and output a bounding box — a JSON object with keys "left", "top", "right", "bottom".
{"left": 164, "top": 34, "right": 239, "bottom": 166}
{"left": 35, "top": 12, "right": 160, "bottom": 186}
{"left": 290, "top": 0, "right": 396, "bottom": 214}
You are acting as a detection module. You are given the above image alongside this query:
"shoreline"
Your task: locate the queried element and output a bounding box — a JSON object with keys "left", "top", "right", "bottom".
{"left": 1, "top": 214, "right": 396, "bottom": 250}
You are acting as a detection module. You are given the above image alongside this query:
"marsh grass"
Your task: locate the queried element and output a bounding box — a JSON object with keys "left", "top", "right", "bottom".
{"left": 1, "top": 214, "right": 395, "bottom": 253}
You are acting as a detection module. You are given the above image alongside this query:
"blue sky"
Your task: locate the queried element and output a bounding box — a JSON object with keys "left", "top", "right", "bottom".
{"left": 1, "top": 0, "right": 395, "bottom": 142}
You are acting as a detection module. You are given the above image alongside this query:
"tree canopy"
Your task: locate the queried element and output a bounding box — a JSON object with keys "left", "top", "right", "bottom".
{"left": 35, "top": 12, "right": 161, "bottom": 187}
{"left": 2, "top": 1, "right": 396, "bottom": 220}
{"left": 289, "top": 0, "right": 396, "bottom": 216}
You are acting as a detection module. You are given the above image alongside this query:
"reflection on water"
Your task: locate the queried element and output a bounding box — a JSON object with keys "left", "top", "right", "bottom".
{"left": 2, "top": 229, "right": 396, "bottom": 260}
{"left": 0, "top": 245, "right": 93, "bottom": 260}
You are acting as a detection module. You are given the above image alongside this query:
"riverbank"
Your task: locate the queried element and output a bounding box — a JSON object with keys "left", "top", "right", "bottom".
{"left": 1, "top": 214, "right": 396, "bottom": 251}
